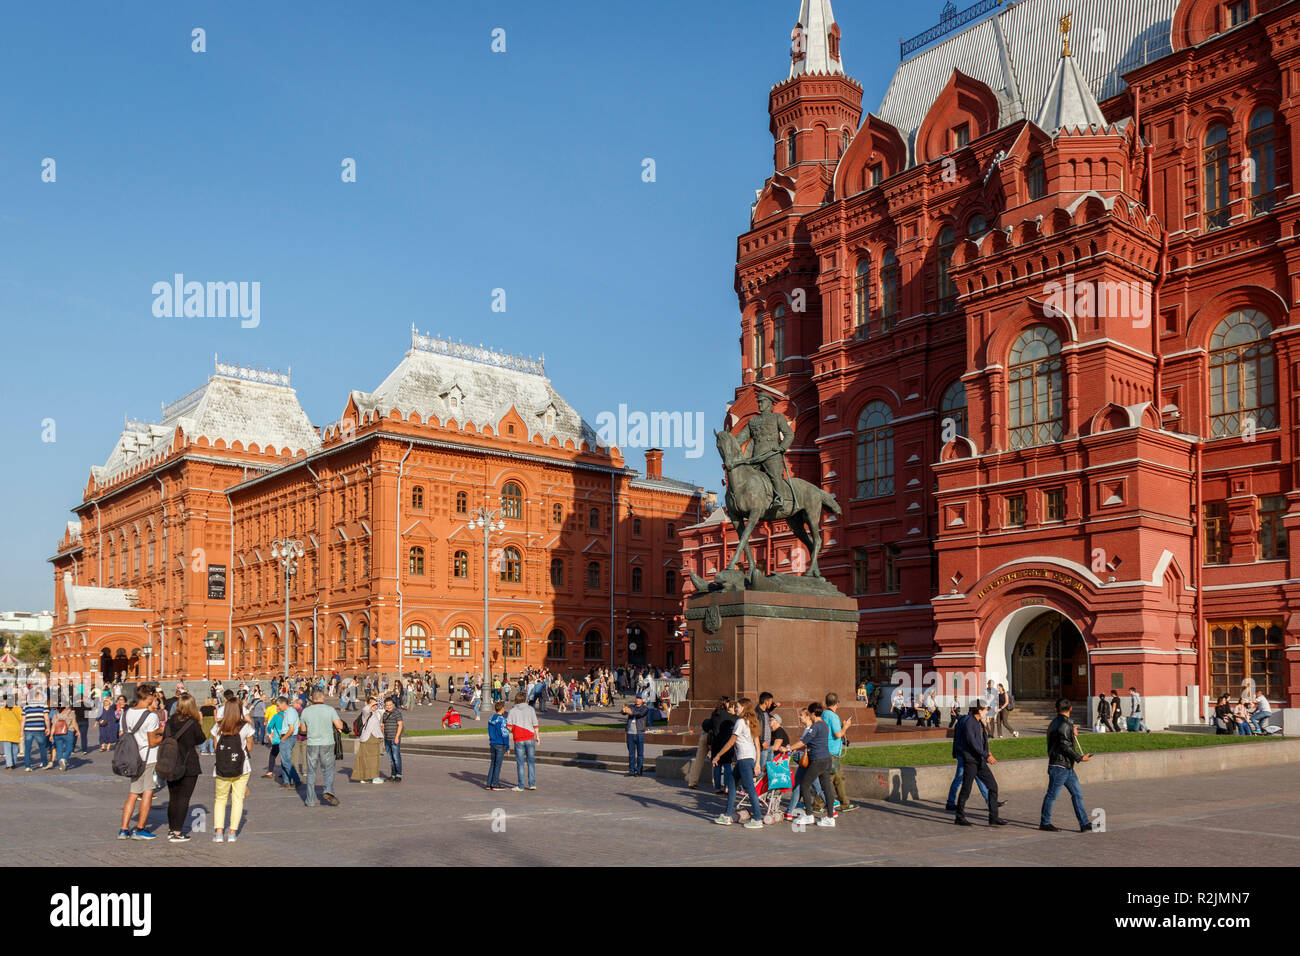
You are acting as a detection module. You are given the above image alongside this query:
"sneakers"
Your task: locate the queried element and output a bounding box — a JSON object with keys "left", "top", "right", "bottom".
{"left": 816, "top": 816, "right": 837, "bottom": 828}
{"left": 839, "top": 803, "right": 857, "bottom": 812}
{"left": 213, "top": 832, "right": 224, "bottom": 843}
{"left": 130, "top": 829, "right": 156, "bottom": 841}
{"left": 322, "top": 792, "right": 339, "bottom": 806}
{"left": 743, "top": 819, "right": 763, "bottom": 829}
{"left": 713, "top": 814, "right": 733, "bottom": 825}
{"left": 791, "top": 813, "right": 815, "bottom": 827}
{"left": 370, "top": 778, "right": 384, "bottom": 785}
{"left": 511, "top": 786, "right": 524, "bottom": 792}
{"left": 226, "top": 834, "right": 238, "bottom": 844}
{"left": 1012, "top": 731, "right": 1021, "bottom": 738}
{"left": 117, "top": 829, "right": 132, "bottom": 840}
{"left": 59, "top": 759, "right": 67, "bottom": 771}
{"left": 168, "top": 832, "right": 191, "bottom": 843}
{"left": 526, "top": 786, "right": 536, "bottom": 791}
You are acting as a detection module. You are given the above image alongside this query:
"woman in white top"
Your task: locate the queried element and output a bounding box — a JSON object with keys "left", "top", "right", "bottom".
{"left": 353, "top": 695, "right": 385, "bottom": 784}
{"left": 210, "top": 700, "right": 254, "bottom": 843}
{"left": 711, "top": 697, "right": 763, "bottom": 829}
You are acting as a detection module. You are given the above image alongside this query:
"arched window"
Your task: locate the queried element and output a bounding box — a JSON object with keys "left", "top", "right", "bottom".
{"left": 587, "top": 561, "right": 601, "bottom": 589}
{"left": 665, "top": 569, "right": 677, "bottom": 595}
{"left": 1248, "top": 108, "right": 1276, "bottom": 216}
{"left": 255, "top": 637, "right": 264, "bottom": 668}
{"left": 753, "top": 317, "right": 766, "bottom": 377}
{"left": 455, "top": 491, "right": 468, "bottom": 515}
{"left": 967, "top": 213, "right": 986, "bottom": 237}
{"left": 632, "top": 517, "right": 642, "bottom": 536}
{"left": 449, "top": 624, "right": 471, "bottom": 658}
{"left": 1204, "top": 123, "right": 1231, "bottom": 230}
{"left": 854, "top": 257, "right": 871, "bottom": 334}
{"left": 408, "top": 546, "right": 425, "bottom": 576}
{"left": 500, "top": 546, "right": 522, "bottom": 583}
{"left": 106, "top": 540, "right": 114, "bottom": 586}
{"left": 547, "top": 629, "right": 565, "bottom": 659}
{"left": 503, "top": 628, "right": 522, "bottom": 659}
{"left": 403, "top": 623, "right": 428, "bottom": 657}
{"left": 359, "top": 622, "right": 369, "bottom": 660}
{"left": 502, "top": 482, "right": 523, "bottom": 519}
{"left": 940, "top": 380, "right": 968, "bottom": 440}
{"left": 937, "top": 226, "right": 957, "bottom": 312}
{"left": 1026, "top": 154, "right": 1046, "bottom": 200}
{"left": 453, "top": 550, "right": 469, "bottom": 578}
{"left": 552, "top": 503, "right": 563, "bottom": 524}
{"left": 841, "top": 128, "right": 850, "bottom": 156}
{"left": 856, "top": 401, "right": 895, "bottom": 499}
{"left": 880, "top": 250, "right": 899, "bottom": 329}
{"left": 132, "top": 531, "right": 140, "bottom": 576}
{"left": 411, "top": 485, "right": 424, "bottom": 510}
{"left": 550, "top": 557, "right": 564, "bottom": 588}
{"left": 146, "top": 528, "right": 155, "bottom": 572}
{"left": 1008, "top": 326, "right": 1064, "bottom": 449}
{"left": 1210, "top": 310, "right": 1277, "bottom": 439}
{"left": 631, "top": 566, "right": 643, "bottom": 593}
{"left": 337, "top": 624, "right": 348, "bottom": 661}
{"left": 589, "top": 507, "right": 600, "bottom": 530}
{"left": 773, "top": 305, "right": 786, "bottom": 374}
{"left": 584, "top": 629, "right": 603, "bottom": 660}
{"left": 787, "top": 128, "right": 797, "bottom": 167}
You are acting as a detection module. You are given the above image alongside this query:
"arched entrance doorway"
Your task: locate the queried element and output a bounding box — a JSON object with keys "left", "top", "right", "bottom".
{"left": 1010, "top": 610, "right": 1088, "bottom": 702}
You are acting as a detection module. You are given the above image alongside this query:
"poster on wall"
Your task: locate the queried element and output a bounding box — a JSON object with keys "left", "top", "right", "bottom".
{"left": 206, "top": 630, "right": 225, "bottom": 665}
{"left": 208, "top": 565, "right": 226, "bottom": 600}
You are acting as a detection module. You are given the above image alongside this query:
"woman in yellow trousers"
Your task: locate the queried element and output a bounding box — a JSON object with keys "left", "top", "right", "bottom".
{"left": 210, "top": 701, "right": 255, "bottom": 843}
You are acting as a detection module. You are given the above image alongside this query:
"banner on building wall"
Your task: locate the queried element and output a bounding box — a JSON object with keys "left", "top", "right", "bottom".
{"left": 206, "top": 630, "right": 225, "bottom": 665}
{"left": 208, "top": 565, "right": 227, "bottom": 600}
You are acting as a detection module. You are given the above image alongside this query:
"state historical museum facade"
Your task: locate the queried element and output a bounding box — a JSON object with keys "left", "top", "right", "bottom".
{"left": 681, "top": 0, "right": 1300, "bottom": 724}
{"left": 48, "top": 333, "right": 704, "bottom": 683}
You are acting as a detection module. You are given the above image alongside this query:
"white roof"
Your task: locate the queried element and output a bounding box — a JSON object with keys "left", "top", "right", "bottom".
{"left": 93, "top": 364, "right": 321, "bottom": 483}
{"left": 1036, "top": 49, "right": 1107, "bottom": 131}
{"left": 877, "top": 0, "right": 1176, "bottom": 164}
{"left": 348, "top": 332, "right": 599, "bottom": 449}
{"left": 63, "top": 573, "right": 149, "bottom": 615}
{"left": 789, "top": 0, "right": 843, "bottom": 79}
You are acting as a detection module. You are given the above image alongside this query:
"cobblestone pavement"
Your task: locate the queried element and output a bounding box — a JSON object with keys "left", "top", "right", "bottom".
{"left": 2, "top": 749, "right": 1296, "bottom": 866}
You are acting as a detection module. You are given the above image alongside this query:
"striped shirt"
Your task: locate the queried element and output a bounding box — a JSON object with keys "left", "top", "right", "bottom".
{"left": 23, "top": 704, "right": 48, "bottom": 733}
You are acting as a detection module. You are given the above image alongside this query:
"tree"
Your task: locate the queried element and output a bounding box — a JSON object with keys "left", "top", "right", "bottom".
{"left": 15, "top": 633, "right": 51, "bottom": 665}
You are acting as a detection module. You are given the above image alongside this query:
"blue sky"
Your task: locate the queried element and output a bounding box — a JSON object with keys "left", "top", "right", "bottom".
{"left": 0, "top": 0, "right": 944, "bottom": 610}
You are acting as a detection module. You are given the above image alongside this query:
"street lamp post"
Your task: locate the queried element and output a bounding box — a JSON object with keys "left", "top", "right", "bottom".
{"left": 466, "top": 506, "right": 505, "bottom": 699}
{"left": 271, "top": 538, "right": 305, "bottom": 680}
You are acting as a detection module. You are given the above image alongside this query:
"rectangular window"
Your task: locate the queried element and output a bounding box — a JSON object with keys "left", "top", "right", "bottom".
{"left": 852, "top": 548, "right": 869, "bottom": 595}
{"left": 1209, "top": 619, "right": 1284, "bottom": 700}
{"left": 449, "top": 639, "right": 470, "bottom": 658}
{"left": 883, "top": 544, "right": 900, "bottom": 593}
{"left": 504, "top": 633, "right": 522, "bottom": 658}
{"left": 1045, "top": 488, "right": 1066, "bottom": 522}
{"left": 953, "top": 124, "right": 970, "bottom": 149}
{"left": 1006, "top": 494, "right": 1027, "bottom": 527}
{"left": 1258, "top": 495, "right": 1288, "bottom": 560}
{"left": 1204, "top": 502, "right": 1229, "bottom": 565}
{"left": 1229, "top": 1, "right": 1251, "bottom": 26}
{"left": 402, "top": 637, "right": 427, "bottom": 656}
{"left": 870, "top": 163, "right": 883, "bottom": 186}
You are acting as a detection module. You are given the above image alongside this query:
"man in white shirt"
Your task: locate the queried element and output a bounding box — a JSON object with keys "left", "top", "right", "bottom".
{"left": 117, "top": 684, "right": 164, "bottom": 840}
{"left": 1128, "top": 687, "right": 1151, "bottom": 733}
{"left": 505, "top": 694, "right": 540, "bottom": 791}
{"left": 891, "top": 686, "right": 907, "bottom": 726}
{"left": 1252, "top": 691, "right": 1273, "bottom": 732}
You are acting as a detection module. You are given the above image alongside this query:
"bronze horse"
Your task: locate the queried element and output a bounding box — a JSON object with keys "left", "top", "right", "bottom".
{"left": 715, "top": 429, "right": 841, "bottom": 578}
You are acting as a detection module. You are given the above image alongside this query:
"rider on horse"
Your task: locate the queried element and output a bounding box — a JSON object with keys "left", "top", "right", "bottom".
{"left": 735, "top": 389, "right": 794, "bottom": 512}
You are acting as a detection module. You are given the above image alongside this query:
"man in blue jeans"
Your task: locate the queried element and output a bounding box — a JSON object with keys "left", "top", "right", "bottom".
{"left": 621, "top": 693, "right": 649, "bottom": 777}
{"left": 381, "top": 697, "right": 404, "bottom": 782}
{"left": 506, "top": 693, "right": 538, "bottom": 791}
{"left": 300, "top": 691, "right": 343, "bottom": 806}
{"left": 275, "top": 696, "right": 302, "bottom": 789}
{"left": 1040, "top": 697, "right": 1093, "bottom": 832}
{"left": 22, "top": 693, "right": 51, "bottom": 771}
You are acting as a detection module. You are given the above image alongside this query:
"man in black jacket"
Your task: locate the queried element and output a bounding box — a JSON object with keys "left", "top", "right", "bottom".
{"left": 955, "top": 700, "right": 1006, "bottom": 827}
{"left": 1040, "top": 697, "right": 1093, "bottom": 832}
{"left": 621, "top": 694, "right": 650, "bottom": 777}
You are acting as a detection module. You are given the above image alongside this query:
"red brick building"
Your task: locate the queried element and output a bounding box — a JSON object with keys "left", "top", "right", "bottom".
{"left": 48, "top": 333, "right": 704, "bottom": 683}
{"left": 681, "top": 0, "right": 1300, "bottom": 725}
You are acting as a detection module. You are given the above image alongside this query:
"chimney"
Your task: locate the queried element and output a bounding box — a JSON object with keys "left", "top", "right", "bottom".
{"left": 644, "top": 448, "right": 663, "bottom": 480}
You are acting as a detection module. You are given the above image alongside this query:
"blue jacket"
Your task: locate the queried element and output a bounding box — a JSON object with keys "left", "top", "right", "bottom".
{"left": 954, "top": 713, "right": 989, "bottom": 763}
{"left": 624, "top": 704, "right": 649, "bottom": 736}
{"left": 488, "top": 713, "right": 510, "bottom": 746}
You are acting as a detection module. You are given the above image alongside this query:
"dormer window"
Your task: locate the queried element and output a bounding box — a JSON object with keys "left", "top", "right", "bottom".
{"left": 953, "top": 123, "right": 971, "bottom": 149}
{"left": 543, "top": 404, "right": 557, "bottom": 429}
{"left": 870, "top": 163, "right": 884, "bottom": 186}
{"left": 1229, "top": 1, "right": 1251, "bottom": 27}
{"left": 445, "top": 384, "right": 464, "bottom": 411}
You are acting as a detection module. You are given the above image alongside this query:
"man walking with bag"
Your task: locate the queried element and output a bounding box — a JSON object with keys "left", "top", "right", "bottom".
{"left": 1040, "top": 698, "right": 1094, "bottom": 832}
{"left": 954, "top": 700, "right": 1006, "bottom": 827}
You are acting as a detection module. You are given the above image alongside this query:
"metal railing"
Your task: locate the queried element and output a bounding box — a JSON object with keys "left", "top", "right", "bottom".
{"left": 901, "top": 0, "right": 1004, "bottom": 60}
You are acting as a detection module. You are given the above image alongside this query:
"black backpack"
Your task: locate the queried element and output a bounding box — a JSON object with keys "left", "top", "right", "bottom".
{"left": 154, "top": 720, "right": 187, "bottom": 782}
{"left": 214, "top": 731, "right": 245, "bottom": 777}
{"left": 111, "top": 710, "right": 152, "bottom": 778}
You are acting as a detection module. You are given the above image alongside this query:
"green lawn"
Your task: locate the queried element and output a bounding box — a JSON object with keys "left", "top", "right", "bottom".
{"left": 843, "top": 732, "right": 1281, "bottom": 768}
{"left": 406, "top": 721, "right": 622, "bottom": 738}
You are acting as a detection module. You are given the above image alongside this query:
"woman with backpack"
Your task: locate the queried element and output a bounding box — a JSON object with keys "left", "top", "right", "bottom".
{"left": 159, "top": 694, "right": 205, "bottom": 843}
{"left": 210, "top": 699, "right": 255, "bottom": 843}
{"left": 353, "top": 695, "right": 384, "bottom": 784}
{"left": 50, "top": 702, "right": 79, "bottom": 771}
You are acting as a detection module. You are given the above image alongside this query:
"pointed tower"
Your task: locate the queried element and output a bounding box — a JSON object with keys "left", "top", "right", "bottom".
{"left": 768, "top": 0, "right": 862, "bottom": 203}
{"left": 1036, "top": 15, "right": 1107, "bottom": 132}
